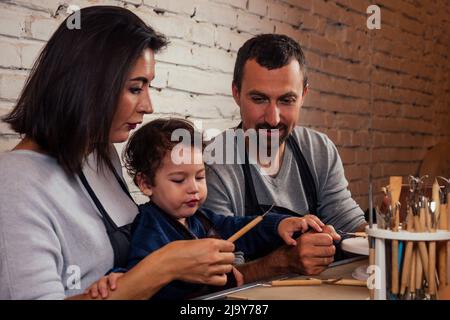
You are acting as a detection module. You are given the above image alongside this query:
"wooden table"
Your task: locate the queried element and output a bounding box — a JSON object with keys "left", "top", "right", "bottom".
{"left": 198, "top": 257, "right": 369, "bottom": 300}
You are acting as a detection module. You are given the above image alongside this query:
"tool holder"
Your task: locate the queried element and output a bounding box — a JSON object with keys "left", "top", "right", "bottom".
{"left": 366, "top": 225, "right": 450, "bottom": 300}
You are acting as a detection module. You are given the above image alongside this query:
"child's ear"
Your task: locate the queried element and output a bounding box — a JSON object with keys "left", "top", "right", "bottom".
{"left": 136, "top": 173, "right": 153, "bottom": 197}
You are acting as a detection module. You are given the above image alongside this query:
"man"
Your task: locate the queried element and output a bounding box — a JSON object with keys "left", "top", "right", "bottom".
{"left": 203, "top": 34, "right": 367, "bottom": 283}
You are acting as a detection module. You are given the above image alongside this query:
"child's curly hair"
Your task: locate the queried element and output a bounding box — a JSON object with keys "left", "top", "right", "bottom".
{"left": 123, "top": 118, "right": 205, "bottom": 186}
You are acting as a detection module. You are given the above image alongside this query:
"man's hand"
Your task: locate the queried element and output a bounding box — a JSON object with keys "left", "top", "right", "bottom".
{"left": 293, "top": 224, "right": 341, "bottom": 275}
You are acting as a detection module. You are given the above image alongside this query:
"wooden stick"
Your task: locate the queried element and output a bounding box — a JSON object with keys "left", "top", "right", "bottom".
{"left": 270, "top": 279, "right": 322, "bottom": 286}
{"left": 415, "top": 245, "right": 424, "bottom": 293}
{"left": 438, "top": 202, "right": 448, "bottom": 287}
{"left": 428, "top": 181, "right": 440, "bottom": 297}
{"left": 409, "top": 248, "right": 417, "bottom": 295}
{"left": 400, "top": 207, "right": 415, "bottom": 295}
{"left": 270, "top": 279, "right": 367, "bottom": 287}
{"left": 369, "top": 246, "right": 375, "bottom": 299}
{"left": 390, "top": 177, "right": 402, "bottom": 296}
{"left": 227, "top": 213, "right": 267, "bottom": 243}
{"left": 415, "top": 207, "right": 430, "bottom": 282}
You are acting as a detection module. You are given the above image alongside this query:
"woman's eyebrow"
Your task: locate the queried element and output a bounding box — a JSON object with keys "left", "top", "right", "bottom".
{"left": 128, "top": 76, "right": 149, "bottom": 84}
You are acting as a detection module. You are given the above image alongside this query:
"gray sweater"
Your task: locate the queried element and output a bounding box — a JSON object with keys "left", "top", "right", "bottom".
{"left": 0, "top": 149, "right": 138, "bottom": 299}
{"left": 204, "top": 126, "right": 366, "bottom": 232}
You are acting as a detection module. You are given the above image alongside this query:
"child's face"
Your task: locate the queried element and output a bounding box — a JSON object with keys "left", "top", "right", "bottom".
{"left": 141, "top": 145, "right": 207, "bottom": 220}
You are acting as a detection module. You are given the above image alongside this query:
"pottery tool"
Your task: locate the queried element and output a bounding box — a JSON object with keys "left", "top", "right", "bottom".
{"left": 269, "top": 278, "right": 367, "bottom": 287}
{"left": 227, "top": 205, "right": 274, "bottom": 243}
{"left": 390, "top": 176, "right": 402, "bottom": 297}
{"left": 427, "top": 180, "right": 440, "bottom": 299}
{"left": 368, "top": 182, "right": 375, "bottom": 300}
{"left": 437, "top": 177, "right": 449, "bottom": 287}
{"left": 400, "top": 205, "right": 415, "bottom": 296}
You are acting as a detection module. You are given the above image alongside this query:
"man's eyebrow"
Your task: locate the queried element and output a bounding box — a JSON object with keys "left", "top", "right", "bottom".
{"left": 279, "top": 92, "right": 298, "bottom": 99}
{"left": 247, "top": 90, "right": 268, "bottom": 97}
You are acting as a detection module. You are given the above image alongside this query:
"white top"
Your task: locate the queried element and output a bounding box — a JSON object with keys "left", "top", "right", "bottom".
{"left": 0, "top": 147, "right": 138, "bottom": 299}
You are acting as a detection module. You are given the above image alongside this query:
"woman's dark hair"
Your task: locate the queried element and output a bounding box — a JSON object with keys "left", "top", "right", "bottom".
{"left": 123, "top": 118, "right": 205, "bottom": 186}
{"left": 2, "top": 6, "right": 168, "bottom": 175}
{"left": 233, "top": 34, "right": 308, "bottom": 92}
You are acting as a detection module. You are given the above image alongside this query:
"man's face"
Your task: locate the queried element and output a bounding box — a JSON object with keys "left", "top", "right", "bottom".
{"left": 232, "top": 59, "right": 307, "bottom": 146}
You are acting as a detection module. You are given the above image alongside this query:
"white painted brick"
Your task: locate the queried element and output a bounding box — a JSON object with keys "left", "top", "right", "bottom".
{"left": 188, "top": 117, "right": 240, "bottom": 138}
{"left": 145, "top": 0, "right": 196, "bottom": 16}
{"left": 0, "top": 71, "right": 28, "bottom": 101}
{"left": 267, "top": 1, "right": 288, "bottom": 22}
{"left": 211, "top": 0, "right": 247, "bottom": 10}
{"left": 0, "top": 39, "right": 21, "bottom": 69}
{"left": 194, "top": 0, "right": 238, "bottom": 28}
{"left": 194, "top": 94, "right": 239, "bottom": 119}
{"left": 215, "top": 26, "right": 251, "bottom": 51}
{"left": 189, "top": 22, "right": 215, "bottom": 47}
{"left": 152, "top": 61, "right": 170, "bottom": 88}
{"left": 248, "top": 0, "right": 268, "bottom": 16}
{"left": 139, "top": 11, "right": 191, "bottom": 39}
{"left": 156, "top": 39, "right": 194, "bottom": 66}
{"left": 192, "top": 45, "right": 235, "bottom": 73}
{"left": 20, "top": 40, "right": 45, "bottom": 69}
{"left": 0, "top": 101, "right": 15, "bottom": 135}
{"left": 274, "top": 21, "right": 301, "bottom": 41}
{"left": 167, "top": 65, "right": 231, "bottom": 95}
{"left": 11, "top": 0, "right": 62, "bottom": 15}
{"left": 30, "top": 16, "right": 59, "bottom": 41}
{"left": 0, "top": 7, "right": 27, "bottom": 38}
{"left": 237, "top": 11, "right": 274, "bottom": 34}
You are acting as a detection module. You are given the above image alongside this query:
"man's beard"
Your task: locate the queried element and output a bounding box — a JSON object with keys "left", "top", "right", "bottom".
{"left": 255, "top": 123, "right": 289, "bottom": 157}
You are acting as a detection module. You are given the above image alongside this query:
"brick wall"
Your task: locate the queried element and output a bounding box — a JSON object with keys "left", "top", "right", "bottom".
{"left": 0, "top": 0, "right": 449, "bottom": 208}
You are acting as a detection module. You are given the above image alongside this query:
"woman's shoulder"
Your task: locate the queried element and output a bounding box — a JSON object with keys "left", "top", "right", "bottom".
{"left": 0, "top": 150, "right": 60, "bottom": 180}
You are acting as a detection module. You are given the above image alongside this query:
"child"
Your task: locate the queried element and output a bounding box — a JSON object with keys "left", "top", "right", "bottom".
{"left": 85, "top": 118, "right": 325, "bottom": 299}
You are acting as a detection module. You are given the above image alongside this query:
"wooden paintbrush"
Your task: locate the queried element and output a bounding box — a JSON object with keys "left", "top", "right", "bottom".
{"left": 227, "top": 205, "right": 274, "bottom": 243}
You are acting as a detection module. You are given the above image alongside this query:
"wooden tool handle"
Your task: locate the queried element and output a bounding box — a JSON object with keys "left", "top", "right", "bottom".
{"left": 369, "top": 247, "right": 375, "bottom": 300}
{"left": 227, "top": 215, "right": 263, "bottom": 243}
{"left": 438, "top": 203, "right": 448, "bottom": 288}
{"left": 415, "top": 246, "right": 424, "bottom": 291}
{"left": 392, "top": 240, "right": 399, "bottom": 294}
{"left": 414, "top": 215, "right": 430, "bottom": 281}
{"left": 400, "top": 241, "right": 414, "bottom": 295}
{"left": 400, "top": 208, "right": 415, "bottom": 295}
{"left": 270, "top": 279, "right": 322, "bottom": 286}
{"left": 429, "top": 241, "right": 437, "bottom": 296}
{"left": 329, "top": 279, "right": 368, "bottom": 287}
{"left": 409, "top": 248, "right": 417, "bottom": 294}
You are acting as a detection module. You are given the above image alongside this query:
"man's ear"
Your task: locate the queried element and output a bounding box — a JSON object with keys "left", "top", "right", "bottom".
{"left": 232, "top": 83, "right": 241, "bottom": 107}
{"left": 136, "top": 173, "right": 152, "bottom": 197}
{"left": 302, "top": 84, "right": 308, "bottom": 98}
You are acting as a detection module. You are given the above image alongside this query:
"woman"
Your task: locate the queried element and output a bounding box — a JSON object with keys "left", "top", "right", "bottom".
{"left": 0, "top": 6, "right": 235, "bottom": 300}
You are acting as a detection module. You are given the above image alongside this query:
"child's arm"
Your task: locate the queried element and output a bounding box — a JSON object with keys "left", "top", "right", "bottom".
{"left": 277, "top": 215, "right": 325, "bottom": 245}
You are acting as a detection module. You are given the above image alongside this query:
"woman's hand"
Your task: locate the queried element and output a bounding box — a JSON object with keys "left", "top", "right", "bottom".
{"left": 278, "top": 215, "right": 325, "bottom": 246}
{"left": 159, "top": 238, "right": 236, "bottom": 286}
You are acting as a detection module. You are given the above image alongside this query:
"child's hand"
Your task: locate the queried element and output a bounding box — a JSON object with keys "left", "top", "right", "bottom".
{"left": 84, "top": 272, "right": 124, "bottom": 299}
{"left": 278, "top": 215, "right": 325, "bottom": 246}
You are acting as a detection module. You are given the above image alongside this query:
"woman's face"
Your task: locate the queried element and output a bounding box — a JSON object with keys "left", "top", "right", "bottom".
{"left": 109, "top": 48, "right": 155, "bottom": 143}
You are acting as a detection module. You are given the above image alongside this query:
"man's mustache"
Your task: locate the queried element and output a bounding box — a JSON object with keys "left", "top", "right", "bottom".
{"left": 255, "top": 123, "right": 287, "bottom": 132}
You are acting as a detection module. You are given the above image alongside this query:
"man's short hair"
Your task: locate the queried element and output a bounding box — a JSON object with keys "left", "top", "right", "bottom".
{"left": 232, "top": 34, "right": 307, "bottom": 92}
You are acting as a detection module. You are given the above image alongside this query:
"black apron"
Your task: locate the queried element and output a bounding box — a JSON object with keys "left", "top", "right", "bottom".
{"left": 79, "top": 169, "right": 136, "bottom": 269}
{"left": 240, "top": 128, "right": 318, "bottom": 217}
